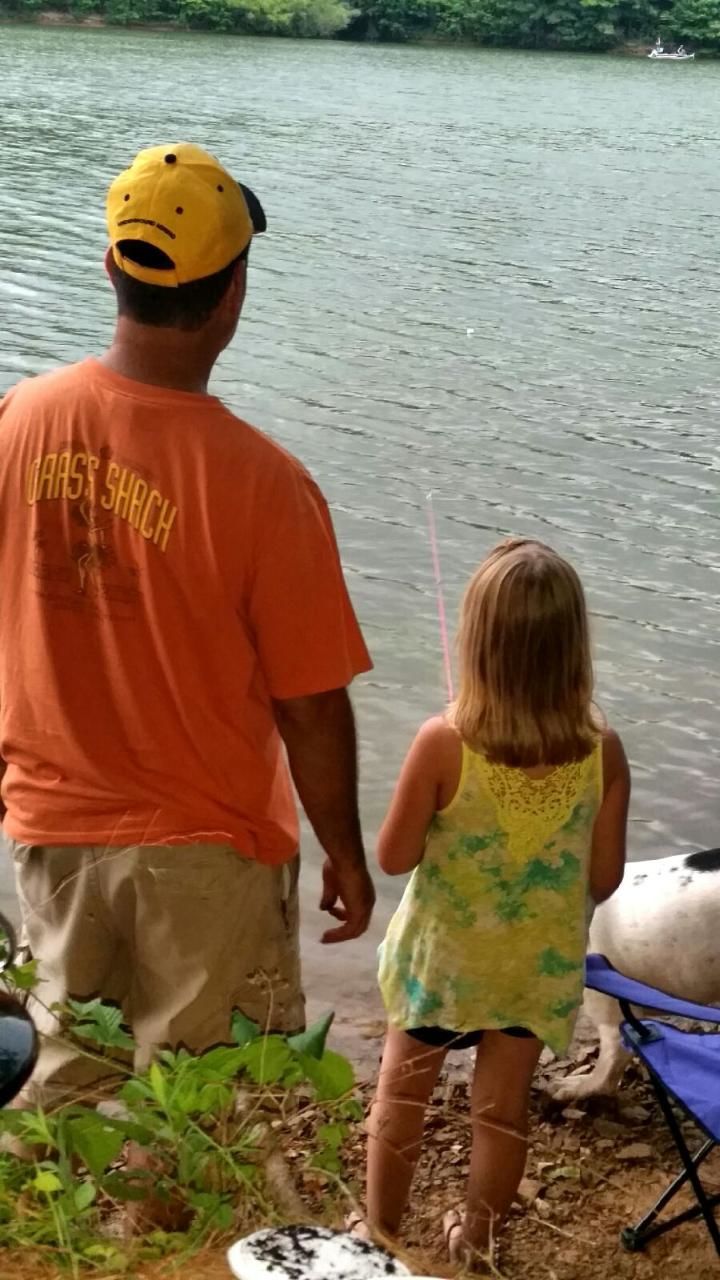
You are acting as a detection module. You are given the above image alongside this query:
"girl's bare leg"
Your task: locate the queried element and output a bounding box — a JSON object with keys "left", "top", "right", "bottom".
{"left": 366, "top": 1025, "right": 447, "bottom": 1237}
{"left": 461, "top": 1031, "right": 543, "bottom": 1260}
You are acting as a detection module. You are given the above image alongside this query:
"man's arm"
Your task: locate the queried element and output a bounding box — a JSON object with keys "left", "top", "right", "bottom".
{"left": 273, "top": 687, "right": 375, "bottom": 944}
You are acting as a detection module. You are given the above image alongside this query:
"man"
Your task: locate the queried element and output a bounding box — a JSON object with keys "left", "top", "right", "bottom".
{"left": 0, "top": 143, "right": 375, "bottom": 1101}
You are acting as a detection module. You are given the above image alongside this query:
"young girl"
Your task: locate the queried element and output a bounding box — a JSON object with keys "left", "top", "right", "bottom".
{"left": 366, "top": 538, "right": 630, "bottom": 1272}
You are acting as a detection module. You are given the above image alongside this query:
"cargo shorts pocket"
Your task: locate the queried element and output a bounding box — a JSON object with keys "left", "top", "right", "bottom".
{"left": 228, "top": 855, "right": 303, "bottom": 1035}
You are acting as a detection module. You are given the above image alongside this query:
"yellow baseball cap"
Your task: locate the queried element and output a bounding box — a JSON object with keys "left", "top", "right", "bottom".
{"left": 106, "top": 142, "right": 266, "bottom": 288}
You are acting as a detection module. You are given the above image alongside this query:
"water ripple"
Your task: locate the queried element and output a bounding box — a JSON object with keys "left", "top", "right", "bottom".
{"left": 0, "top": 31, "right": 718, "bottom": 863}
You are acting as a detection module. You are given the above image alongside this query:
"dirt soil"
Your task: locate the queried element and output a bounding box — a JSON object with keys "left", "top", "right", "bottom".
{"left": 3, "top": 1031, "right": 719, "bottom": 1280}
{"left": 385, "top": 1054, "right": 720, "bottom": 1279}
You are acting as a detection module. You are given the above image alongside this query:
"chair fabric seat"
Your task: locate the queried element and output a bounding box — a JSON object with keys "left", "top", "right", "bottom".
{"left": 586, "top": 954, "right": 720, "bottom": 1025}
{"left": 584, "top": 953, "right": 720, "bottom": 1256}
{"left": 625, "top": 1021, "right": 720, "bottom": 1142}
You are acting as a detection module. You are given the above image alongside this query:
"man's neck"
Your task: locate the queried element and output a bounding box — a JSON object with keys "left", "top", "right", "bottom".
{"left": 100, "top": 323, "right": 216, "bottom": 395}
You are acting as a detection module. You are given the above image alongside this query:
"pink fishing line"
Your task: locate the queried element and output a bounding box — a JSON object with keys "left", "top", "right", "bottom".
{"left": 426, "top": 492, "right": 454, "bottom": 703}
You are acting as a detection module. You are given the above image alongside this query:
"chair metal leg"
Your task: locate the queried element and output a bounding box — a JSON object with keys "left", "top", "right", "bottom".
{"left": 624, "top": 1076, "right": 720, "bottom": 1255}
{"left": 622, "top": 1191, "right": 720, "bottom": 1251}
{"left": 630, "top": 1137, "right": 714, "bottom": 1234}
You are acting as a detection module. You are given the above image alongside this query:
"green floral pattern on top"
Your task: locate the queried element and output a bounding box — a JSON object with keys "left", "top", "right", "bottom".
{"left": 378, "top": 741, "right": 603, "bottom": 1054}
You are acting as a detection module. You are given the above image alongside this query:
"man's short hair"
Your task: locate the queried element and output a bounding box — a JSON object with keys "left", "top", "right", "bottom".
{"left": 108, "top": 242, "right": 246, "bottom": 332}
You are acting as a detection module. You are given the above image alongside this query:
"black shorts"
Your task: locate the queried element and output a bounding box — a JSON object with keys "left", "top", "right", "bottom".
{"left": 406, "top": 1025, "right": 537, "bottom": 1051}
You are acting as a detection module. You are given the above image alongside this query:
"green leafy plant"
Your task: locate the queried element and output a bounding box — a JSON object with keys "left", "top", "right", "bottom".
{"left": 0, "top": 969, "right": 359, "bottom": 1273}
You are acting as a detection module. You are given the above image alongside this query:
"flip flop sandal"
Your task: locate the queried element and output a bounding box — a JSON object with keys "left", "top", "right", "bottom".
{"left": 345, "top": 1211, "right": 372, "bottom": 1241}
{"left": 442, "top": 1210, "right": 466, "bottom": 1263}
{"left": 442, "top": 1210, "right": 495, "bottom": 1275}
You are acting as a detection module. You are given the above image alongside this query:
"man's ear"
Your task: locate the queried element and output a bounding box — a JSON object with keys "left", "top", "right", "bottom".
{"left": 103, "top": 246, "right": 115, "bottom": 280}
{"left": 221, "top": 257, "right": 248, "bottom": 319}
{"left": 231, "top": 257, "right": 248, "bottom": 302}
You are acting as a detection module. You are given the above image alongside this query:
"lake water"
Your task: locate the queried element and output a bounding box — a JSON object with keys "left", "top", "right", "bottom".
{"left": 0, "top": 28, "right": 718, "bottom": 1032}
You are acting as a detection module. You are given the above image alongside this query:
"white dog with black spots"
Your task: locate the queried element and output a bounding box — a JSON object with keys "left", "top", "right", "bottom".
{"left": 552, "top": 847, "right": 720, "bottom": 1102}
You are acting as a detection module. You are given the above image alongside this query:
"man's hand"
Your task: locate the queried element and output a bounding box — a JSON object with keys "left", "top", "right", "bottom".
{"left": 274, "top": 688, "right": 376, "bottom": 944}
{"left": 320, "top": 858, "right": 376, "bottom": 945}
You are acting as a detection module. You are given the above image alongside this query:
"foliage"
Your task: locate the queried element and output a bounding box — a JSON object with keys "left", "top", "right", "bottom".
{"left": 228, "top": 0, "right": 351, "bottom": 35}
{"left": 1, "top": 0, "right": 718, "bottom": 50}
{"left": 0, "top": 975, "right": 358, "bottom": 1272}
{"left": 0, "top": 0, "right": 351, "bottom": 34}
{"left": 348, "top": 0, "right": 438, "bottom": 39}
{"left": 347, "top": 0, "right": 693, "bottom": 47}
{"left": 662, "top": 0, "right": 720, "bottom": 46}
{"left": 339, "top": 0, "right": 715, "bottom": 47}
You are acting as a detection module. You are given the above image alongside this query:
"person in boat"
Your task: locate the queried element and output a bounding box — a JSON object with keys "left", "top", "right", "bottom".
{"left": 653, "top": 36, "right": 663, "bottom": 51}
{"left": 677, "top": 44, "right": 686, "bottom": 55}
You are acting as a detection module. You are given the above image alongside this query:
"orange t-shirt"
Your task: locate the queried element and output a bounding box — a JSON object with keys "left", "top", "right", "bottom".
{"left": 0, "top": 360, "right": 371, "bottom": 864}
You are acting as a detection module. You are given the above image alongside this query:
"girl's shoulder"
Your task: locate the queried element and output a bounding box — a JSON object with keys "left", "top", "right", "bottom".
{"left": 413, "top": 715, "right": 464, "bottom": 810}
{"left": 415, "top": 713, "right": 461, "bottom": 745}
{"left": 414, "top": 715, "right": 465, "bottom": 765}
{"left": 599, "top": 725, "right": 629, "bottom": 795}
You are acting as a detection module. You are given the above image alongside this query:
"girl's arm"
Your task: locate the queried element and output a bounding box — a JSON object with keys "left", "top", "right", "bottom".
{"left": 377, "top": 716, "right": 462, "bottom": 876}
{"left": 590, "top": 729, "right": 631, "bottom": 904}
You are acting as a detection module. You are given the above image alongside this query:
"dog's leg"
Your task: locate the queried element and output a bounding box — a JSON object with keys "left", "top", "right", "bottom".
{"left": 549, "top": 991, "right": 630, "bottom": 1102}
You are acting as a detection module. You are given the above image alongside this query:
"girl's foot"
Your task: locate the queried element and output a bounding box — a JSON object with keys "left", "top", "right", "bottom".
{"left": 442, "top": 1210, "right": 494, "bottom": 1275}
{"left": 443, "top": 1210, "right": 466, "bottom": 1264}
{"left": 345, "top": 1211, "right": 372, "bottom": 1242}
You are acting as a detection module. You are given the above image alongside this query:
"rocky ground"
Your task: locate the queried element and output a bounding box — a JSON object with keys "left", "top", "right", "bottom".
{"left": 156, "top": 1038, "right": 720, "bottom": 1279}
{"left": 376, "top": 1053, "right": 720, "bottom": 1278}
{"left": 5, "top": 1028, "right": 720, "bottom": 1279}
{"left": 325, "top": 1014, "right": 720, "bottom": 1278}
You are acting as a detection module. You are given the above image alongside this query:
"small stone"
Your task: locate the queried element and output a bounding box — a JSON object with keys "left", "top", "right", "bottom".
{"left": 96, "top": 1100, "right": 130, "bottom": 1121}
{"left": 617, "top": 1142, "right": 654, "bottom": 1161}
{"left": 592, "top": 1117, "right": 625, "bottom": 1139}
{"left": 548, "top": 1165, "right": 580, "bottom": 1181}
{"left": 579, "top": 1046, "right": 597, "bottom": 1063}
{"left": 545, "top": 1185, "right": 565, "bottom": 1201}
{"left": 515, "top": 1176, "right": 543, "bottom": 1206}
{"left": 360, "top": 1022, "right": 386, "bottom": 1040}
{"left": 619, "top": 1103, "right": 651, "bottom": 1124}
{"left": 562, "top": 1107, "right": 586, "bottom": 1121}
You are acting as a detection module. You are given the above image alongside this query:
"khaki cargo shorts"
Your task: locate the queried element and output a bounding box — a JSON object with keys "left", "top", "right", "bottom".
{"left": 4, "top": 837, "right": 304, "bottom": 1105}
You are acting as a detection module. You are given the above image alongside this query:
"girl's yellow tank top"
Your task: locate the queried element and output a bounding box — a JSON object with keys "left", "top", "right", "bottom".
{"left": 378, "top": 738, "right": 603, "bottom": 1054}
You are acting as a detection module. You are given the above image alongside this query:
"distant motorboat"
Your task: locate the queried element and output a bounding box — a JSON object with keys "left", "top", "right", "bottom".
{"left": 648, "top": 47, "right": 695, "bottom": 60}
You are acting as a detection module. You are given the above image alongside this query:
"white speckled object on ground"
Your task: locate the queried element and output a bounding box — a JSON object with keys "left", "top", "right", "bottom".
{"left": 227, "top": 1226, "right": 412, "bottom": 1279}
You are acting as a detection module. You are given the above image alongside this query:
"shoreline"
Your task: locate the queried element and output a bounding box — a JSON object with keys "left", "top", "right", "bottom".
{"left": 0, "top": 14, "right": 701, "bottom": 57}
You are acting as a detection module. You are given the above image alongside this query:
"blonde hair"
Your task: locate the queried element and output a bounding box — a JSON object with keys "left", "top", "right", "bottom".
{"left": 449, "top": 538, "right": 599, "bottom": 767}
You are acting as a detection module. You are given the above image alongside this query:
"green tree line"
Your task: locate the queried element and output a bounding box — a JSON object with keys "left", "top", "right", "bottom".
{"left": 0, "top": 0, "right": 350, "bottom": 37}
{"left": 2, "top": 0, "right": 719, "bottom": 51}
{"left": 349, "top": 0, "right": 720, "bottom": 48}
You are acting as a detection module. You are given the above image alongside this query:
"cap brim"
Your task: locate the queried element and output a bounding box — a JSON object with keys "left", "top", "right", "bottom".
{"left": 240, "top": 183, "right": 267, "bottom": 235}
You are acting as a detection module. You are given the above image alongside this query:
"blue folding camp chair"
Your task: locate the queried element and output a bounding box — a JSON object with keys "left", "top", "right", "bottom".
{"left": 585, "top": 953, "right": 720, "bottom": 1255}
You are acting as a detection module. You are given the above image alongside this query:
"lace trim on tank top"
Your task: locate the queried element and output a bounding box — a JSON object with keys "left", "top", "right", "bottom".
{"left": 468, "top": 745, "right": 601, "bottom": 863}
